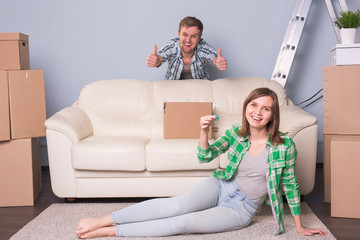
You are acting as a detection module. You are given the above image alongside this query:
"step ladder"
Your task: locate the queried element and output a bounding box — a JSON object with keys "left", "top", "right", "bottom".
{"left": 324, "top": 0, "right": 350, "bottom": 43}
{"left": 271, "top": 0, "right": 351, "bottom": 86}
{"left": 271, "top": 0, "right": 313, "bottom": 87}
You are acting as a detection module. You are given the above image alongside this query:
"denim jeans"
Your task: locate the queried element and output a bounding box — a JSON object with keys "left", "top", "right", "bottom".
{"left": 112, "top": 177, "right": 259, "bottom": 237}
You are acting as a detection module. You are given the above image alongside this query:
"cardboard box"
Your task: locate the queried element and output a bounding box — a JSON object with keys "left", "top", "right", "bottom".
{"left": 323, "top": 134, "right": 358, "bottom": 203}
{"left": 331, "top": 44, "right": 360, "bottom": 65}
{"left": 331, "top": 136, "right": 360, "bottom": 218}
{"left": 8, "top": 69, "right": 47, "bottom": 139}
{"left": 0, "top": 32, "right": 30, "bottom": 70}
{"left": 0, "top": 138, "right": 42, "bottom": 207}
{"left": 323, "top": 66, "right": 360, "bottom": 135}
{"left": 0, "top": 71, "right": 10, "bottom": 141}
{"left": 163, "top": 102, "right": 213, "bottom": 139}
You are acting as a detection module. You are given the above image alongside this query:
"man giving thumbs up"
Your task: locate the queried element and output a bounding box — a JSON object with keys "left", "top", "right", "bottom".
{"left": 146, "top": 16, "right": 227, "bottom": 80}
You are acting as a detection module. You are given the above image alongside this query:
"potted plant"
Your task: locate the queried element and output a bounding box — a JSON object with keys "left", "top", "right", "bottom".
{"left": 335, "top": 10, "right": 360, "bottom": 44}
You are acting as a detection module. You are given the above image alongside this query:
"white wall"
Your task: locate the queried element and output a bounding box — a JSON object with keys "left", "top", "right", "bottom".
{"left": 1, "top": 0, "right": 360, "bottom": 165}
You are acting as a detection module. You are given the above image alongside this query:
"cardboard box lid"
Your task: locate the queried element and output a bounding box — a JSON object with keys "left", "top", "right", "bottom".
{"left": 0, "top": 32, "right": 28, "bottom": 42}
{"left": 163, "top": 102, "right": 213, "bottom": 139}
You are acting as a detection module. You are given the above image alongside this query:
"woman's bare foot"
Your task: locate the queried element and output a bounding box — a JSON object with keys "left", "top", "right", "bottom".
{"left": 76, "top": 214, "right": 113, "bottom": 236}
{"left": 78, "top": 226, "right": 116, "bottom": 239}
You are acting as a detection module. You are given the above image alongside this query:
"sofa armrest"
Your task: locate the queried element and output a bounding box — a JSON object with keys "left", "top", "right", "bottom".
{"left": 45, "top": 103, "right": 93, "bottom": 144}
{"left": 279, "top": 105, "right": 317, "bottom": 138}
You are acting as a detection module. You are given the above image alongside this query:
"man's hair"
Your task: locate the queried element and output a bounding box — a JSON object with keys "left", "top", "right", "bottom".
{"left": 179, "top": 16, "right": 203, "bottom": 36}
{"left": 238, "top": 87, "right": 284, "bottom": 146}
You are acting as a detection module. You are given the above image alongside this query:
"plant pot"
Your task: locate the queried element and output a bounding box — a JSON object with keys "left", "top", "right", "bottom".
{"left": 340, "top": 28, "right": 357, "bottom": 44}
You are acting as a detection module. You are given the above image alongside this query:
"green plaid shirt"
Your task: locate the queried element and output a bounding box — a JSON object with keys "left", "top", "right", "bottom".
{"left": 197, "top": 124, "right": 301, "bottom": 235}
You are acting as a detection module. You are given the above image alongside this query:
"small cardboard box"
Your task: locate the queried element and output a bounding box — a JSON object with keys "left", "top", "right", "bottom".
{"left": 331, "top": 136, "right": 360, "bottom": 219}
{"left": 0, "top": 71, "right": 10, "bottom": 141}
{"left": 0, "top": 138, "right": 42, "bottom": 207}
{"left": 0, "top": 32, "right": 30, "bottom": 70}
{"left": 163, "top": 102, "right": 213, "bottom": 139}
{"left": 8, "top": 69, "right": 47, "bottom": 139}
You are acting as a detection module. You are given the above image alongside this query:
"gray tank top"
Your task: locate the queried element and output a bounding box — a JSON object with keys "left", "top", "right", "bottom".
{"left": 234, "top": 148, "right": 268, "bottom": 206}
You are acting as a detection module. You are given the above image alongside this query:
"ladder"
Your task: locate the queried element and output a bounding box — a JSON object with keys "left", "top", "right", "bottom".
{"left": 271, "top": 0, "right": 350, "bottom": 86}
{"left": 324, "top": 0, "right": 350, "bottom": 43}
{"left": 271, "top": 0, "right": 313, "bottom": 87}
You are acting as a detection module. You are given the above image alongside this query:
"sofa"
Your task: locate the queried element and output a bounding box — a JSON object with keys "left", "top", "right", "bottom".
{"left": 45, "top": 77, "right": 318, "bottom": 200}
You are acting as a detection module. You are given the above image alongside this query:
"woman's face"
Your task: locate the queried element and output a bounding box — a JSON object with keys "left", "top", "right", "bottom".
{"left": 245, "top": 96, "right": 274, "bottom": 131}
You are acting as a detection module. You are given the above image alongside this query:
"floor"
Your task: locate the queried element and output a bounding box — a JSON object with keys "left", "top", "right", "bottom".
{"left": 0, "top": 165, "right": 359, "bottom": 240}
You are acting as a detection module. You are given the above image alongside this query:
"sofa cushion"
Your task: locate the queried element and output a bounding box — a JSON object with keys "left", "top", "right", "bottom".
{"left": 72, "top": 136, "right": 149, "bottom": 171}
{"left": 78, "top": 79, "right": 153, "bottom": 138}
{"left": 146, "top": 139, "right": 219, "bottom": 171}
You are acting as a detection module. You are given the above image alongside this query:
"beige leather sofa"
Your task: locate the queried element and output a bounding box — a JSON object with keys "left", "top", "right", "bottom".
{"left": 45, "top": 77, "right": 318, "bottom": 199}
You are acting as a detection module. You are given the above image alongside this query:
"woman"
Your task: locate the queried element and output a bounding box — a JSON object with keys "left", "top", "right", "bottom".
{"left": 76, "top": 88, "right": 326, "bottom": 238}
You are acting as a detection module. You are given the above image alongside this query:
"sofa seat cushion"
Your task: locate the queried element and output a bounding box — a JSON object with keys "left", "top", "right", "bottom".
{"left": 72, "top": 135, "right": 150, "bottom": 171}
{"left": 146, "top": 139, "right": 219, "bottom": 171}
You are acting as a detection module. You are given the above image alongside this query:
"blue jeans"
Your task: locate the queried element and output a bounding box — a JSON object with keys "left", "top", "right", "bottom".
{"left": 112, "top": 177, "right": 259, "bottom": 237}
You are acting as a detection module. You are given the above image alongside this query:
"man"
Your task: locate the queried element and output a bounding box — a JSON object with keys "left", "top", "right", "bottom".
{"left": 147, "top": 16, "right": 227, "bottom": 80}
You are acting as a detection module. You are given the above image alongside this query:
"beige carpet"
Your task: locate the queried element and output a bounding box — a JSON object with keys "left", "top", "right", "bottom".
{"left": 10, "top": 202, "right": 336, "bottom": 240}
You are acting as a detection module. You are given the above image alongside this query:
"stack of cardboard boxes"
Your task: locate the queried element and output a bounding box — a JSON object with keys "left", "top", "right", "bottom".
{"left": 0, "top": 32, "right": 46, "bottom": 207}
{"left": 323, "top": 65, "right": 360, "bottom": 219}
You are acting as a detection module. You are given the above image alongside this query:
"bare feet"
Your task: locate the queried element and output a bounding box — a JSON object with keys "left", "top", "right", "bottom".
{"left": 76, "top": 214, "right": 113, "bottom": 236}
{"left": 78, "top": 226, "right": 116, "bottom": 239}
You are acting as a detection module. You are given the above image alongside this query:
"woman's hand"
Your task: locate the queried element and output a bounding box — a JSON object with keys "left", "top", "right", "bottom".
{"left": 293, "top": 215, "right": 327, "bottom": 236}
{"left": 200, "top": 115, "right": 217, "bottom": 132}
{"left": 199, "top": 115, "right": 217, "bottom": 149}
{"left": 297, "top": 226, "right": 327, "bottom": 236}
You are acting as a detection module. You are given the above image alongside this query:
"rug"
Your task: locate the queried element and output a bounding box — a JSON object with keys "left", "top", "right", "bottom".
{"left": 10, "top": 202, "right": 336, "bottom": 240}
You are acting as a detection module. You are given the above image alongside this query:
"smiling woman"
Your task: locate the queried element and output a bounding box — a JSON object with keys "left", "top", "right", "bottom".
{"left": 198, "top": 87, "right": 327, "bottom": 237}
{"left": 146, "top": 16, "right": 227, "bottom": 80}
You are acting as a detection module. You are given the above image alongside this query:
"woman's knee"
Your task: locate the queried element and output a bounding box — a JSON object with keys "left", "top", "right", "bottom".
{"left": 169, "top": 215, "right": 197, "bottom": 234}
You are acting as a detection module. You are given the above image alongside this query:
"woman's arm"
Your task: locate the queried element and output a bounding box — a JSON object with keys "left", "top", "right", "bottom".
{"left": 282, "top": 137, "right": 327, "bottom": 236}
{"left": 197, "top": 115, "right": 230, "bottom": 163}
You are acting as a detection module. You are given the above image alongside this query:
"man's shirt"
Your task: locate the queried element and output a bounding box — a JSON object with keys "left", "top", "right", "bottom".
{"left": 157, "top": 38, "right": 217, "bottom": 80}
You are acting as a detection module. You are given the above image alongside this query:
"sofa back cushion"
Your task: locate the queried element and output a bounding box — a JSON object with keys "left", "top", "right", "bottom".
{"left": 78, "top": 79, "right": 152, "bottom": 137}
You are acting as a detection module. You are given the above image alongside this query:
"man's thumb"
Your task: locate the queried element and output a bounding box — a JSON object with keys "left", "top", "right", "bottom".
{"left": 218, "top": 48, "right": 222, "bottom": 58}
{"left": 153, "top": 44, "right": 158, "bottom": 55}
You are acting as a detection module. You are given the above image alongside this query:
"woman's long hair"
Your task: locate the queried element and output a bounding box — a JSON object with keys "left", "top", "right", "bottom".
{"left": 238, "top": 87, "right": 284, "bottom": 146}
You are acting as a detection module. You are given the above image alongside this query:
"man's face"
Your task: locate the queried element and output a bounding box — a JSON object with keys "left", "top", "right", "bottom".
{"left": 178, "top": 26, "right": 201, "bottom": 55}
